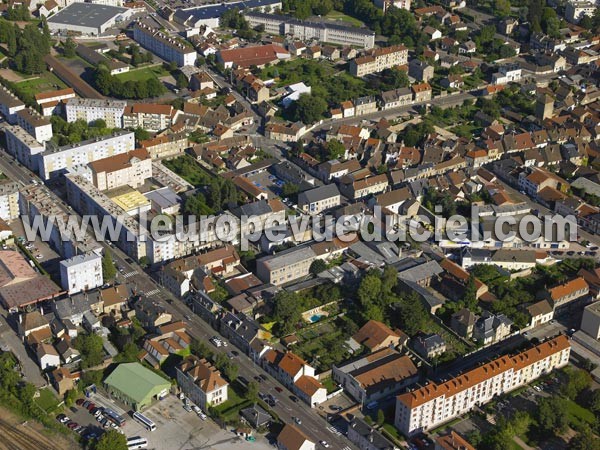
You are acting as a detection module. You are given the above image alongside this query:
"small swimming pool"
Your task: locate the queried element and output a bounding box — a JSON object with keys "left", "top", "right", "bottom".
{"left": 309, "top": 314, "right": 324, "bottom": 323}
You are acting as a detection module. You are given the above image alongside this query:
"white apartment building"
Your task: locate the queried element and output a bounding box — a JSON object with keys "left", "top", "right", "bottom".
{"left": 133, "top": 22, "right": 197, "bottom": 67}
{"left": 64, "top": 173, "right": 146, "bottom": 261}
{"left": 122, "top": 103, "right": 176, "bottom": 132}
{"left": 0, "top": 86, "right": 25, "bottom": 124}
{"left": 581, "top": 302, "right": 600, "bottom": 340}
{"left": 349, "top": 45, "right": 409, "bottom": 77}
{"left": 40, "top": 131, "right": 135, "bottom": 180}
{"left": 297, "top": 184, "right": 341, "bottom": 215}
{"left": 87, "top": 0, "right": 124, "bottom": 6}
{"left": 65, "top": 98, "right": 127, "bottom": 128}
{"left": 16, "top": 109, "right": 53, "bottom": 143}
{"left": 59, "top": 252, "right": 103, "bottom": 295}
{"left": 0, "top": 181, "right": 21, "bottom": 221}
{"left": 256, "top": 246, "right": 317, "bottom": 285}
{"left": 244, "top": 12, "right": 375, "bottom": 49}
{"left": 2, "top": 123, "right": 45, "bottom": 173}
{"left": 176, "top": 355, "right": 228, "bottom": 410}
{"left": 35, "top": 88, "right": 76, "bottom": 117}
{"left": 88, "top": 148, "right": 152, "bottom": 191}
{"left": 565, "top": 1, "right": 596, "bottom": 24}
{"left": 394, "top": 335, "right": 570, "bottom": 435}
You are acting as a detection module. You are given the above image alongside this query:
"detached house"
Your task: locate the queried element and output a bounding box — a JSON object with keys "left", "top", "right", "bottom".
{"left": 297, "top": 184, "right": 341, "bottom": 215}
{"left": 350, "top": 319, "right": 408, "bottom": 352}
{"left": 263, "top": 350, "right": 315, "bottom": 389}
{"left": 176, "top": 355, "right": 228, "bottom": 410}
{"left": 277, "top": 424, "right": 315, "bottom": 450}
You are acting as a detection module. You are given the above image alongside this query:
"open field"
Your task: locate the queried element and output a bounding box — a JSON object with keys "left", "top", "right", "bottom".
{"left": 14, "top": 71, "right": 66, "bottom": 97}
{"left": 115, "top": 65, "right": 169, "bottom": 82}
{"left": 325, "top": 11, "right": 365, "bottom": 27}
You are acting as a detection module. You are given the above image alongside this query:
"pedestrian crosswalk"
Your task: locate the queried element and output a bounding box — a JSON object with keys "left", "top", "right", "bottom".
{"left": 122, "top": 270, "right": 137, "bottom": 278}
{"left": 143, "top": 288, "right": 160, "bottom": 297}
{"left": 342, "top": 447, "right": 352, "bottom": 450}
{"left": 327, "top": 426, "right": 343, "bottom": 436}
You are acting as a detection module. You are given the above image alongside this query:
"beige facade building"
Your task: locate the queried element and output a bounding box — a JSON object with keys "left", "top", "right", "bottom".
{"left": 349, "top": 45, "right": 408, "bottom": 77}
{"left": 88, "top": 148, "right": 152, "bottom": 191}
{"left": 139, "top": 132, "right": 189, "bottom": 159}
{"left": 122, "top": 103, "right": 177, "bottom": 132}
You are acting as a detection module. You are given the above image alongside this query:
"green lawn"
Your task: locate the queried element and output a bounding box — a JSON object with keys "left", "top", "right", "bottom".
{"left": 14, "top": 71, "right": 66, "bottom": 97}
{"left": 35, "top": 388, "right": 60, "bottom": 413}
{"left": 564, "top": 398, "right": 596, "bottom": 427}
{"left": 115, "top": 65, "right": 169, "bottom": 82}
{"left": 212, "top": 385, "right": 251, "bottom": 422}
{"left": 321, "top": 377, "right": 338, "bottom": 394}
{"left": 325, "top": 11, "right": 364, "bottom": 27}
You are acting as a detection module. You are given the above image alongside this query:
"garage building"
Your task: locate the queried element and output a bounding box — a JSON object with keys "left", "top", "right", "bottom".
{"left": 104, "top": 362, "right": 171, "bottom": 411}
{"left": 47, "top": 3, "right": 132, "bottom": 36}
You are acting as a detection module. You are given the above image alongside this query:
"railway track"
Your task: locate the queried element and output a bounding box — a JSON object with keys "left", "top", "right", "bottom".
{"left": 0, "top": 417, "right": 56, "bottom": 450}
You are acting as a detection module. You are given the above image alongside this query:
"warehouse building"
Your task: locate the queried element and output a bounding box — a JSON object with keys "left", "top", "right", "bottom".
{"left": 173, "top": 0, "right": 281, "bottom": 28}
{"left": 47, "top": 3, "right": 132, "bottom": 36}
{"left": 104, "top": 362, "right": 171, "bottom": 411}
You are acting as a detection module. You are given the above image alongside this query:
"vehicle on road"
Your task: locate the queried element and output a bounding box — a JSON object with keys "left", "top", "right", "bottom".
{"left": 533, "top": 385, "right": 541, "bottom": 392}
{"left": 319, "top": 441, "right": 330, "bottom": 448}
{"left": 289, "top": 395, "right": 298, "bottom": 403}
{"left": 275, "top": 387, "right": 283, "bottom": 393}
{"left": 329, "top": 405, "right": 342, "bottom": 411}
{"left": 183, "top": 404, "right": 193, "bottom": 412}
{"left": 293, "top": 417, "right": 302, "bottom": 425}
{"left": 259, "top": 374, "right": 267, "bottom": 381}
{"left": 238, "top": 376, "right": 249, "bottom": 385}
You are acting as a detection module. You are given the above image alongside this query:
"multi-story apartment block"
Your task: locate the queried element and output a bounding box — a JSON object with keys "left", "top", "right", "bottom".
{"left": 59, "top": 252, "right": 103, "bottom": 295}
{"left": 88, "top": 148, "right": 152, "bottom": 191}
{"left": 256, "top": 246, "right": 317, "bottom": 285}
{"left": 65, "top": 98, "right": 127, "bottom": 128}
{"left": 394, "top": 335, "right": 570, "bottom": 435}
{"left": 380, "top": 87, "right": 413, "bottom": 109}
{"left": 244, "top": 12, "right": 376, "bottom": 49}
{"left": 2, "top": 123, "right": 45, "bottom": 173}
{"left": 297, "top": 184, "right": 341, "bottom": 215}
{"left": 565, "top": 0, "right": 596, "bottom": 24}
{"left": 40, "top": 131, "right": 135, "bottom": 180}
{"left": 122, "top": 103, "right": 177, "bottom": 132}
{"left": 133, "top": 22, "right": 197, "bottom": 67}
{"left": 0, "top": 181, "right": 21, "bottom": 221}
{"left": 64, "top": 173, "right": 146, "bottom": 261}
{"left": 16, "top": 109, "right": 53, "bottom": 143}
{"left": 35, "top": 88, "right": 76, "bottom": 117}
{"left": 492, "top": 64, "right": 522, "bottom": 85}
{"left": 176, "top": 355, "right": 228, "bottom": 410}
{"left": 349, "top": 45, "right": 408, "bottom": 77}
{"left": 139, "top": 133, "right": 189, "bottom": 159}
{"left": 0, "top": 85, "right": 25, "bottom": 124}
{"left": 581, "top": 301, "right": 600, "bottom": 339}
{"left": 545, "top": 277, "right": 589, "bottom": 310}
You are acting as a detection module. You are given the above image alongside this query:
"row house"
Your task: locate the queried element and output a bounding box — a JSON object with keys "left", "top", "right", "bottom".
{"left": 545, "top": 277, "right": 589, "bottom": 311}
{"left": 265, "top": 122, "right": 305, "bottom": 142}
{"left": 339, "top": 173, "right": 389, "bottom": 200}
{"left": 380, "top": 87, "right": 413, "bottom": 110}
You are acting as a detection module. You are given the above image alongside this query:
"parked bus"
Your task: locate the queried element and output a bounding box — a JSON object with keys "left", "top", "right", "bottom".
{"left": 126, "top": 436, "right": 148, "bottom": 449}
{"left": 103, "top": 408, "right": 126, "bottom": 427}
{"left": 132, "top": 411, "right": 156, "bottom": 431}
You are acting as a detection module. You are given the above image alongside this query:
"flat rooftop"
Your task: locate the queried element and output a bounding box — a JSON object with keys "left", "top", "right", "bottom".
{"left": 48, "top": 2, "right": 128, "bottom": 28}
{"left": 174, "top": 0, "right": 280, "bottom": 22}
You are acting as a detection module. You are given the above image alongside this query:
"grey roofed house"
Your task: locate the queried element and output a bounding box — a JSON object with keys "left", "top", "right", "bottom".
{"left": 474, "top": 310, "right": 512, "bottom": 341}
{"left": 491, "top": 249, "right": 537, "bottom": 264}
{"left": 451, "top": 308, "right": 477, "bottom": 338}
{"left": 230, "top": 199, "right": 273, "bottom": 217}
{"left": 258, "top": 245, "right": 317, "bottom": 272}
{"left": 52, "top": 291, "right": 103, "bottom": 326}
{"left": 397, "top": 279, "right": 444, "bottom": 313}
{"left": 412, "top": 333, "right": 445, "bottom": 358}
{"left": 397, "top": 260, "right": 443, "bottom": 285}
{"left": 347, "top": 417, "right": 398, "bottom": 450}
{"left": 240, "top": 404, "right": 272, "bottom": 428}
{"left": 298, "top": 184, "right": 340, "bottom": 205}
{"left": 144, "top": 187, "right": 181, "bottom": 211}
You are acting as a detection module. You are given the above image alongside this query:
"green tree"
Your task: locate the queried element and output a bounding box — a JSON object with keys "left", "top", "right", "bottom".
{"left": 63, "top": 38, "right": 77, "bottom": 58}
{"left": 537, "top": 396, "right": 568, "bottom": 436}
{"left": 64, "top": 388, "right": 78, "bottom": 407}
{"left": 309, "top": 259, "right": 327, "bottom": 275}
{"left": 246, "top": 380, "right": 259, "bottom": 401}
{"left": 494, "top": 0, "right": 511, "bottom": 18}
{"left": 273, "top": 291, "right": 302, "bottom": 336}
{"left": 191, "top": 339, "right": 214, "bottom": 360}
{"left": 376, "top": 409, "right": 385, "bottom": 426}
{"left": 570, "top": 428, "right": 600, "bottom": 450}
{"left": 94, "top": 429, "right": 127, "bottom": 450}
{"left": 102, "top": 249, "right": 116, "bottom": 280}
{"left": 325, "top": 139, "right": 345, "bottom": 161}
{"left": 561, "top": 366, "right": 591, "bottom": 399}
{"left": 290, "top": 93, "right": 327, "bottom": 124}
{"left": 74, "top": 333, "right": 105, "bottom": 368}
{"left": 282, "top": 182, "right": 300, "bottom": 197}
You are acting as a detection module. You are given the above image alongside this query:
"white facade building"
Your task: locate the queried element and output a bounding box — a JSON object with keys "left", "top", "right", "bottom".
{"left": 0, "top": 86, "right": 25, "bottom": 124}
{"left": 565, "top": 1, "right": 596, "bottom": 24}
{"left": 133, "top": 22, "right": 197, "bottom": 67}
{"left": 65, "top": 98, "right": 127, "bottom": 128}
{"left": 16, "top": 109, "right": 53, "bottom": 143}
{"left": 60, "top": 252, "right": 103, "bottom": 295}
{"left": 492, "top": 64, "right": 522, "bottom": 85}
{"left": 0, "top": 181, "right": 21, "bottom": 221}
{"left": 394, "top": 336, "right": 570, "bottom": 435}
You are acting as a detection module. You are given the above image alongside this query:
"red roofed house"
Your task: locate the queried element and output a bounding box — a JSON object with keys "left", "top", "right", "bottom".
{"left": 277, "top": 424, "right": 315, "bottom": 450}
{"left": 262, "top": 350, "right": 315, "bottom": 388}
{"left": 545, "top": 277, "right": 589, "bottom": 310}
{"left": 217, "top": 44, "right": 290, "bottom": 69}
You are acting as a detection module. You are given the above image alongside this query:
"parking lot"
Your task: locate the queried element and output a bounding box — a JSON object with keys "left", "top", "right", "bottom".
{"left": 247, "top": 171, "right": 287, "bottom": 200}
{"left": 61, "top": 393, "right": 274, "bottom": 450}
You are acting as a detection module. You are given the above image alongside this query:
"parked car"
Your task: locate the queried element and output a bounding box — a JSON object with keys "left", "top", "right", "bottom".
{"left": 67, "top": 422, "right": 78, "bottom": 429}
{"left": 238, "top": 376, "right": 249, "bottom": 385}
{"left": 76, "top": 399, "right": 84, "bottom": 406}
{"left": 319, "top": 441, "right": 330, "bottom": 448}
{"left": 183, "top": 404, "right": 193, "bottom": 413}
{"left": 275, "top": 387, "right": 283, "bottom": 393}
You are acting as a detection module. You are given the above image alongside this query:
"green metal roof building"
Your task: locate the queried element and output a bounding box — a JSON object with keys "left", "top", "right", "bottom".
{"left": 104, "top": 362, "right": 171, "bottom": 411}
